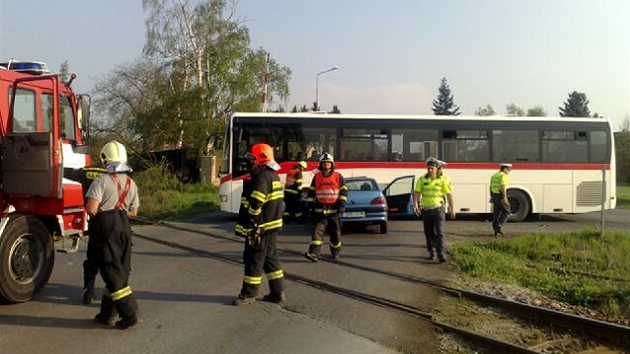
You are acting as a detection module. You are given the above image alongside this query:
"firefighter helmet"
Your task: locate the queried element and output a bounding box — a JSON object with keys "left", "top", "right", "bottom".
{"left": 100, "top": 140, "right": 132, "bottom": 172}
{"left": 246, "top": 143, "right": 280, "bottom": 171}
{"left": 318, "top": 152, "right": 335, "bottom": 170}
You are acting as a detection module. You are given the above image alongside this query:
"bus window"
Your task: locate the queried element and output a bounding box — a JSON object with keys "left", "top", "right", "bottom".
{"left": 590, "top": 131, "right": 608, "bottom": 163}
{"left": 9, "top": 88, "right": 37, "bottom": 132}
{"left": 442, "top": 129, "right": 489, "bottom": 162}
{"left": 492, "top": 130, "right": 539, "bottom": 162}
{"left": 542, "top": 130, "right": 587, "bottom": 163}
{"left": 302, "top": 126, "right": 336, "bottom": 161}
{"left": 340, "top": 128, "right": 388, "bottom": 161}
{"left": 391, "top": 128, "right": 438, "bottom": 161}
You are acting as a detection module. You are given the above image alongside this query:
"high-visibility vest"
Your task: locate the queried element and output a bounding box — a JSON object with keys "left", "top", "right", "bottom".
{"left": 314, "top": 171, "right": 341, "bottom": 204}
{"left": 284, "top": 167, "right": 303, "bottom": 194}
{"left": 414, "top": 174, "right": 452, "bottom": 206}
{"left": 490, "top": 171, "right": 508, "bottom": 194}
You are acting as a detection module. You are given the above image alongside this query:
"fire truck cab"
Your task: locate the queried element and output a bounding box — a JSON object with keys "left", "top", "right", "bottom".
{"left": 0, "top": 60, "right": 90, "bottom": 303}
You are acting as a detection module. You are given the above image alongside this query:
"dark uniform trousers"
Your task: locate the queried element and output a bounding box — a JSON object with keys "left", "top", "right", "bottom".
{"left": 283, "top": 191, "right": 302, "bottom": 221}
{"left": 308, "top": 212, "right": 342, "bottom": 258}
{"left": 421, "top": 207, "right": 446, "bottom": 259}
{"left": 240, "top": 230, "right": 284, "bottom": 297}
{"left": 88, "top": 209, "right": 138, "bottom": 319}
{"left": 491, "top": 194, "right": 511, "bottom": 232}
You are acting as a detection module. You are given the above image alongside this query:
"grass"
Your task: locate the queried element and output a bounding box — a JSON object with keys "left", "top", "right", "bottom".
{"left": 450, "top": 229, "right": 630, "bottom": 317}
{"left": 133, "top": 162, "right": 219, "bottom": 221}
{"left": 617, "top": 183, "right": 630, "bottom": 209}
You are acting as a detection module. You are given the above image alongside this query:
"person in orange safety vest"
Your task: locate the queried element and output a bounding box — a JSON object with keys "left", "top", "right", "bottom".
{"left": 303, "top": 152, "right": 347, "bottom": 262}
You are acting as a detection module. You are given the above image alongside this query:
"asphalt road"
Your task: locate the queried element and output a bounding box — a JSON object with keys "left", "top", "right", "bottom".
{"left": 1, "top": 210, "right": 627, "bottom": 354}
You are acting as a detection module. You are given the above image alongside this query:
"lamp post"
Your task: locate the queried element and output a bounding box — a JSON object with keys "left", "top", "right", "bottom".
{"left": 315, "top": 66, "right": 339, "bottom": 112}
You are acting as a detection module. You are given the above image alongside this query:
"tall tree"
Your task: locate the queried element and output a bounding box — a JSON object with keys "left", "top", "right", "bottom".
{"left": 526, "top": 106, "right": 546, "bottom": 117}
{"left": 475, "top": 104, "right": 495, "bottom": 116}
{"left": 138, "top": 0, "right": 290, "bottom": 152}
{"left": 431, "top": 77, "right": 460, "bottom": 115}
{"left": 505, "top": 103, "right": 524, "bottom": 116}
{"left": 559, "top": 91, "right": 591, "bottom": 117}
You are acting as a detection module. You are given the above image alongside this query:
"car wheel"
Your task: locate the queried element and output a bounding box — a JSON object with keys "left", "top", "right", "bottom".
{"left": 380, "top": 222, "right": 388, "bottom": 234}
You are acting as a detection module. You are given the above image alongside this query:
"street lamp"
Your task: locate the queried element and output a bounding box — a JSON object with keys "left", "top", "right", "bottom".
{"left": 315, "top": 66, "right": 339, "bottom": 112}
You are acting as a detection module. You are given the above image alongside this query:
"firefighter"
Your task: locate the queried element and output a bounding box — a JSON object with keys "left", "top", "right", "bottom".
{"left": 412, "top": 157, "right": 455, "bottom": 263}
{"left": 489, "top": 163, "right": 513, "bottom": 236}
{"left": 64, "top": 166, "right": 107, "bottom": 304}
{"left": 303, "top": 152, "right": 348, "bottom": 262}
{"left": 283, "top": 152, "right": 306, "bottom": 223}
{"left": 86, "top": 141, "right": 141, "bottom": 329}
{"left": 233, "top": 143, "right": 286, "bottom": 306}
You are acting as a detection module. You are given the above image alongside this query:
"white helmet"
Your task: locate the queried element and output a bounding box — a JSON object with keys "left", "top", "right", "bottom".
{"left": 100, "top": 140, "right": 132, "bottom": 173}
{"left": 319, "top": 152, "right": 334, "bottom": 164}
{"left": 318, "top": 152, "right": 335, "bottom": 170}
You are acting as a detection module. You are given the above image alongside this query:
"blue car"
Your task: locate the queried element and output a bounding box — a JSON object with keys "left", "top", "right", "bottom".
{"left": 341, "top": 177, "right": 388, "bottom": 234}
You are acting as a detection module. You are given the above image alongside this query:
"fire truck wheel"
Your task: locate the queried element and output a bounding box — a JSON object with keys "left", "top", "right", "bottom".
{"left": 0, "top": 215, "right": 54, "bottom": 303}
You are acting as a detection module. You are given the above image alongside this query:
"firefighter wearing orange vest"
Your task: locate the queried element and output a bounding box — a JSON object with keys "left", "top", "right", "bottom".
{"left": 233, "top": 143, "right": 286, "bottom": 306}
{"left": 283, "top": 152, "right": 306, "bottom": 223}
{"left": 303, "top": 152, "right": 348, "bottom": 262}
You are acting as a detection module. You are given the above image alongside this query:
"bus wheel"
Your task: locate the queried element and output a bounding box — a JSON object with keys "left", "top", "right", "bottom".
{"left": 0, "top": 215, "right": 54, "bottom": 303}
{"left": 508, "top": 190, "right": 530, "bottom": 222}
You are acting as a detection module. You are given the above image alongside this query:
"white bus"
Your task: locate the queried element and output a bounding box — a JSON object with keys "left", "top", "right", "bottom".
{"left": 219, "top": 112, "right": 616, "bottom": 221}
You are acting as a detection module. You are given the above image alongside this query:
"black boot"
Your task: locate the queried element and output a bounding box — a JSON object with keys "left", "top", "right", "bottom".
{"left": 114, "top": 295, "right": 140, "bottom": 330}
{"left": 94, "top": 294, "right": 117, "bottom": 326}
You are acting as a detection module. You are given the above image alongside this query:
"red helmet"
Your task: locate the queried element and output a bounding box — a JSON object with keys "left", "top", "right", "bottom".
{"left": 246, "top": 143, "right": 280, "bottom": 171}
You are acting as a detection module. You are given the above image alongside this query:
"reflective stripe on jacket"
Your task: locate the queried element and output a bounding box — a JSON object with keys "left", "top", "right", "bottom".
{"left": 284, "top": 167, "right": 303, "bottom": 194}
{"left": 235, "top": 168, "right": 284, "bottom": 235}
{"left": 414, "top": 174, "right": 452, "bottom": 206}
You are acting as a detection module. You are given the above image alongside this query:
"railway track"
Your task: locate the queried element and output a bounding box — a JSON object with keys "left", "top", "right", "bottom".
{"left": 131, "top": 218, "right": 630, "bottom": 353}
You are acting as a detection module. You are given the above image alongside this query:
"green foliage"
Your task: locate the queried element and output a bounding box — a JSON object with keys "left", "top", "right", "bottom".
{"left": 505, "top": 103, "right": 524, "bottom": 116}
{"left": 526, "top": 105, "right": 546, "bottom": 116}
{"left": 450, "top": 229, "right": 630, "bottom": 317}
{"left": 93, "top": 0, "right": 291, "bottom": 155}
{"left": 559, "top": 91, "right": 591, "bottom": 117}
{"left": 432, "top": 77, "right": 460, "bottom": 116}
{"left": 615, "top": 131, "right": 630, "bottom": 184}
{"left": 616, "top": 184, "right": 630, "bottom": 209}
{"left": 475, "top": 104, "right": 495, "bottom": 116}
{"left": 133, "top": 161, "right": 219, "bottom": 220}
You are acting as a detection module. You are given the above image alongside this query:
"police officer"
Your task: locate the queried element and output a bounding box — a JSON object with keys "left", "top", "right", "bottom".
{"left": 489, "top": 163, "right": 513, "bottom": 236}
{"left": 283, "top": 152, "right": 306, "bottom": 223}
{"left": 233, "top": 143, "right": 286, "bottom": 306}
{"left": 303, "top": 152, "right": 348, "bottom": 262}
{"left": 412, "top": 157, "right": 455, "bottom": 263}
{"left": 86, "top": 141, "right": 141, "bottom": 329}
{"left": 64, "top": 166, "right": 107, "bottom": 304}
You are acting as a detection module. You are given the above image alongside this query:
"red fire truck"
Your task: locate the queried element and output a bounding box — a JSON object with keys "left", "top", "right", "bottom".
{"left": 0, "top": 60, "right": 90, "bottom": 303}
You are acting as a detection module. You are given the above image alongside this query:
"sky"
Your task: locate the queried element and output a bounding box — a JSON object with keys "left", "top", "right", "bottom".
{"left": 1, "top": 1, "right": 629, "bottom": 129}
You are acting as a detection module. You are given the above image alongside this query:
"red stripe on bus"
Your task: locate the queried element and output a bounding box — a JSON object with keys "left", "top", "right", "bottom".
{"left": 222, "top": 162, "right": 610, "bottom": 182}
{"left": 278, "top": 161, "right": 610, "bottom": 171}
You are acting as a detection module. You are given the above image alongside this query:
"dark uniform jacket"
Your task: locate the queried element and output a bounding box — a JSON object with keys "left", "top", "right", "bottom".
{"left": 235, "top": 167, "right": 284, "bottom": 236}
